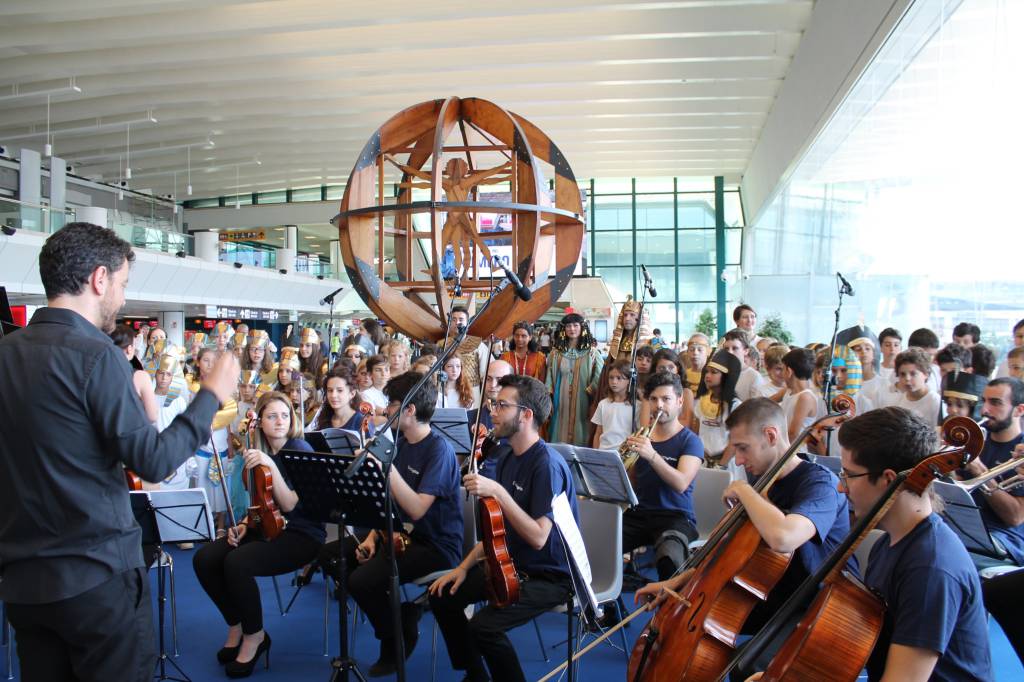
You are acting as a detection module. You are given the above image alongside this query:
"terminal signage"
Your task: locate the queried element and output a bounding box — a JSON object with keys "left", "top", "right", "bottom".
{"left": 218, "top": 229, "right": 266, "bottom": 242}
{"left": 210, "top": 307, "right": 280, "bottom": 321}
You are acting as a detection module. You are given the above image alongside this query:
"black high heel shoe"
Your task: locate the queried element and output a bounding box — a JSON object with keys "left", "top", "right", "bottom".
{"left": 225, "top": 633, "right": 271, "bottom": 679}
{"left": 216, "top": 644, "right": 241, "bottom": 664}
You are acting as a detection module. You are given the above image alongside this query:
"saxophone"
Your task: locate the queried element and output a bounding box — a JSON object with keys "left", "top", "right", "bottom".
{"left": 619, "top": 410, "right": 664, "bottom": 471}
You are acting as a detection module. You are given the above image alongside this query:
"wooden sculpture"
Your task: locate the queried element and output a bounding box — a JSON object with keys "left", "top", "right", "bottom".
{"left": 334, "top": 97, "right": 586, "bottom": 341}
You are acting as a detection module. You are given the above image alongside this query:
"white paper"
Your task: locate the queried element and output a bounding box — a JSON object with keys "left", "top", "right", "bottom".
{"left": 552, "top": 492, "right": 598, "bottom": 615}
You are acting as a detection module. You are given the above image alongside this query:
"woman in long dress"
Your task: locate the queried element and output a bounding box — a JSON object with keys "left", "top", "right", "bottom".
{"left": 545, "top": 313, "right": 603, "bottom": 445}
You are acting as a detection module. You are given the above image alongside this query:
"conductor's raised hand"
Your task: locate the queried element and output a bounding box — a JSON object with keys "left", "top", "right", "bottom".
{"left": 201, "top": 351, "right": 241, "bottom": 404}
{"left": 429, "top": 566, "right": 467, "bottom": 597}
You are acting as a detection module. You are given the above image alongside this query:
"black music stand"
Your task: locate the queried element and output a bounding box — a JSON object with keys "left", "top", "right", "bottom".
{"left": 131, "top": 490, "right": 214, "bottom": 682}
{"left": 278, "top": 447, "right": 402, "bottom": 682}
{"left": 549, "top": 444, "right": 638, "bottom": 507}
{"left": 430, "top": 408, "right": 472, "bottom": 456}
{"left": 933, "top": 481, "right": 1008, "bottom": 558}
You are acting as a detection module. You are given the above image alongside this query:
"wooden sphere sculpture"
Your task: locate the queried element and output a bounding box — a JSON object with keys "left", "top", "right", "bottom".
{"left": 335, "top": 96, "right": 585, "bottom": 341}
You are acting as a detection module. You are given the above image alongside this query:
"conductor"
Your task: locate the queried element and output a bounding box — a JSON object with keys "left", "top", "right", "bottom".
{"left": 0, "top": 223, "right": 240, "bottom": 682}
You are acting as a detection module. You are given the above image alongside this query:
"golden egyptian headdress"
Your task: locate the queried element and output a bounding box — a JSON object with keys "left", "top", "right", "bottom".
{"left": 230, "top": 332, "right": 248, "bottom": 349}
{"left": 191, "top": 332, "right": 208, "bottom": 347}
{"left": 279, "top": 346, "right": 301, "bottom": 373}
{"left": 299, "top": 328, "right": 320, "bottom": 346}
{"left": 608, "top": 296, "right": 653, "bottom": 359}
{"left": 212, "top": 321, "right": 233, "bottom": 338}
{"left": 248, "top": 329, "right": 270, "bottom": 348}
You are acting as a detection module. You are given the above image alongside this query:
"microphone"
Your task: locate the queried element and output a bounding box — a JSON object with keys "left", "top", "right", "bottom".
{"left": 452, "top": 270, "right": 463, "bottom": 297}
{"left": 640, "top": 264, "right": 657, "bottom": 298}
{"left": 836, "top": 272, "right": 855, "bottom": 296}
{"left": 499, "top": 264, "right": 532, "bottom": 301}
{"left": 318, "top": 285, "right": 345, "bottom": 306}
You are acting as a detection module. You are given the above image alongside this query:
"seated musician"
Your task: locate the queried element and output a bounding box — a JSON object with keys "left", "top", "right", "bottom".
{"left": 958, "top": 377, "right": 1024, "bottom": 569}
{"left": 466, "top": 359, "right": 513, "bottom": 479}
{"left": 637, "top": 398, "right": 852, "bottom": 674}
{"left": 428, "top": 375, "right": 580, "bottom": 682}
{"left": 623, "top": 371, "right": 704, "bottom": 581}
{"left": 192, "top": 391, "right": 324, "bottom": 678}
{"left": 831, "top": 407, "right": 993, "bottom": 681}
{"left": 318, "top": 371, "right": 462, "bottom": 677}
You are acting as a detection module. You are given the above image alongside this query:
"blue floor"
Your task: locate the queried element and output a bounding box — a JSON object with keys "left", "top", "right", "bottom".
{"left": 3, "top": 545, "right": 1023, "bottom": 681}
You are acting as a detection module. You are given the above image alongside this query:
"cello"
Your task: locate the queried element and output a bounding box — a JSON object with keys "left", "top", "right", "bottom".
{"left": 240, "top": 409, "right": 286, "bottom": 540}
{"left": 717, "top": 416, "right": 984, "bottom": 682}
{"left": 627, "top": 395, "right": 856, "bottom": 682}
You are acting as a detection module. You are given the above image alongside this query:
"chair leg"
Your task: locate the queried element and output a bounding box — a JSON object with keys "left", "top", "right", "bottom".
{"left": 614, "top": 600, "right": 629, "bottom": 662}
{"left": 271, "top": 575, "right": 285, "bottom": 616}
{"left": 533, "top": 617, "right": 549, "bottom": 662}
{"left": 4, "top": 613, "right": 12, "bottom": 681}
{"left": 166, "top": 554, "right": 179, "bottom": 657}
{"left": 323, "top": 570, "right": 330, "bottom": 657}
{"left": 430, "top": 620, "right": 438, "bottom": 682}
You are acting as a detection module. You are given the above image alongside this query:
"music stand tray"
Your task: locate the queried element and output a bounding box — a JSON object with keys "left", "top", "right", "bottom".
{"left": 430, "top": 408, "right": 472, "bottom": 456}
{"left": 549, "top": 444, "right": 638, "bottom": 507}
{"left": 933, "top": 481, "right": 1005, "bottom": 558}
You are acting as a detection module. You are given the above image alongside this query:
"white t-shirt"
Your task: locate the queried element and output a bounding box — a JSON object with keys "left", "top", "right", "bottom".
{"left": 735, "top": 366, "right": 765, "bottom": 402}
{"left": 590, "top": 399, "right": 634, "bottom": 450}
{"left": 436, "top": 384, "right": 480, "bottom": 410}
{"left": 896, "top": 390, "right": 941, "bottom": 427}
{"left": 361, "top": 386, "right": 388, "bottom": 409}
{"left": 781, "top": 388, "right": 817, "bottom": 435}
{"left": 156, "top": 394, "right": 197, "bottom": 490}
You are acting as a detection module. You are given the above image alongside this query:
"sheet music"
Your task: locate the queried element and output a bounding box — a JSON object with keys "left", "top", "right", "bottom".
{"left": 552, "top": 492, "right": 598, "bottom": 615}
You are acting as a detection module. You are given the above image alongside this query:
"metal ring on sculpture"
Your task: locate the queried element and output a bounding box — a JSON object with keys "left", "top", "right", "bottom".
{"left": 334, "top": 96, "right": 585, "bottom": 342}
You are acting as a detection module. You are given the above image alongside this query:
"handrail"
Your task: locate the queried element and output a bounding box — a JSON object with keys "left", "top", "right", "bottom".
{"left": 0, "top": 196, "right": 75, "bottom": 214}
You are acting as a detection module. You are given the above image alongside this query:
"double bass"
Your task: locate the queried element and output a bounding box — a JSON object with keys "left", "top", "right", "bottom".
{"left": 718, "top": 416, "right": 984, "bottom": 682}
{"left": 240, "top": 409, "right": 286, "bottom": 540}
{"left": 627, "top": 395, "right": 856, "bottom": 682}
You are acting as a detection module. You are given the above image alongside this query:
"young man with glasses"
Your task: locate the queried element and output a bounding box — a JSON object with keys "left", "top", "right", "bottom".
{"left": 428, "top": 375, "right": 579, "bottom": 682}
{"left": 467, "top": 359, "right": 513, "bottom": 479}
{"left": 635, "top": 397, "right": 851, "bottom": 676}
{"left": 834, "top": 407, "right": 993, "bottom": 682}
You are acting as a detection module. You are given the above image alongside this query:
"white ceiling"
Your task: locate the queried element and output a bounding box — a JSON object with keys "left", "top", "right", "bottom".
{"left": 0, "top": 0, "right": 813, "bottom": 200}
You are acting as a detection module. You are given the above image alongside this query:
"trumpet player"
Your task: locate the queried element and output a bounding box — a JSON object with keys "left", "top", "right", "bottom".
{"left": 620, "top": 371, "right": 704, "bottom": 582}
{"left": 959, "top": 377, "right": 1024, "bottom": 569}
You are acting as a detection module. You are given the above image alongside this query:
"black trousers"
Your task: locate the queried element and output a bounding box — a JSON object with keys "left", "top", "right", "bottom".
{"left": 6, "top": 568, "right": 155, "bottom": 682}
{"left": 984, "top": 569, "right": 1024, "bottom": 664}
{"left": 192, "top": 528, "right": 321, "bottom": 634}
{"left": 319, "top": 535, "right": 450, "bottom": 641}
{"left": 622, "top": 508, "right": 697, "bottom": 580}
{"left": 429, "top": 564, "right": 572, "bottom": 682}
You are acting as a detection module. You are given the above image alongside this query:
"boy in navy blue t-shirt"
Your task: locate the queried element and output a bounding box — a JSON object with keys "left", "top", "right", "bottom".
{"left": 317, "top": 371, "right": 462, "bottom": 677}
{"left": 429, "top": 375, "right": 580, "bottom": 682}
{"left": 622, "top": 371, "right": 704, "bottom": 580}
{"left": 838, "top": 407, "right": 993, "bottom": 681}
{"left": 635, "top": 398, "right": 853, "bottom": 675}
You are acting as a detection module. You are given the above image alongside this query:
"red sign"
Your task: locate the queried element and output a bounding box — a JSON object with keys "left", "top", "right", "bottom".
{"left": 11, "top": 306, "right": 26, "bottom": 327}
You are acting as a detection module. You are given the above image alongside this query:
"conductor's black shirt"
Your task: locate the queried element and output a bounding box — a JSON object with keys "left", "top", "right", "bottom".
{"left": 0, "top": 307, "right": 219, "bottom": 604}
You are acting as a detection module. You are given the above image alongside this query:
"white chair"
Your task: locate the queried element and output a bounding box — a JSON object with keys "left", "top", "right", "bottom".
{"left": 689, "top": 467, "right": 732, "bottom": 551}
{"left": 538, "top": 498, "right": 627, "bottom": 679}
{"left": 852, "top": 528, "right": 885, "bottom": 576}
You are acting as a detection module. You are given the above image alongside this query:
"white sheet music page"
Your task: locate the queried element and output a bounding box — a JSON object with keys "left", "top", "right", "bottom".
{"left": 551, "top": 492, "right": 598, "bottom": 613}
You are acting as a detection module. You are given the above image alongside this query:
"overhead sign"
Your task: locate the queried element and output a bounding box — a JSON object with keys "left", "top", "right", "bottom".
{"left": 218, "top": 229, "right": 266, "bottom": 242}
{"left": 211, "top": 307, "right": 281, "bottom": 321}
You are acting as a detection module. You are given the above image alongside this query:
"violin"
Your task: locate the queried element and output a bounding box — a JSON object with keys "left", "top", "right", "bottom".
{"left": 722, "top": 416, "right": 985, "bottom": 682}
{"left": 468, "top": 337, "right": 520, "bottom": 608}
{"left": 125, "top": 468, "right": 143, "bottom": 491}
{"left": 241, "top": 410, "right": 286, "bottom": 540}
{"left": 627, "top": 397, "right": 856, "bottom": 682}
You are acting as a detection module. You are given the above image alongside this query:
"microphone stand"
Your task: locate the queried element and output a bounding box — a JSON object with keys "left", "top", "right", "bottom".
{"left": 344, "top": 287, "right": 499, "bottom": 682}
{"left": 820, "top": 274, "right": 852, "bottom": 456}
{"left": 626, "top": 281, "right": 651, "bottom": 431}
{"left": 321, "top": 286, "right": 344, "bottom": 367}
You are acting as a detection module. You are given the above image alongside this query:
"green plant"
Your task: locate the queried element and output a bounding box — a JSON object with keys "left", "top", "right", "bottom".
{"left": 695, "top": 308, "right": 717, "bottom": 338}
{"left": 758, "top": 312, "right": 794, "bottom": 345}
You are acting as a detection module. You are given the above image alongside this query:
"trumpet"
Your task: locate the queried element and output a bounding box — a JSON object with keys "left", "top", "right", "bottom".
{"left": 619, "top": 410, "right": 664, "bottom": 471}
{"left": 957, "top": 456, "right": 1024, "bottom": 494}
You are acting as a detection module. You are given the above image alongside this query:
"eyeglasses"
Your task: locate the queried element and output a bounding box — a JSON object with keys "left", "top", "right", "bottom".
{"left": 493, "top": 400, "right": 528, "bottom": 412}
{"left": 838, "top": 469, "right": 876, "bottom": 485}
